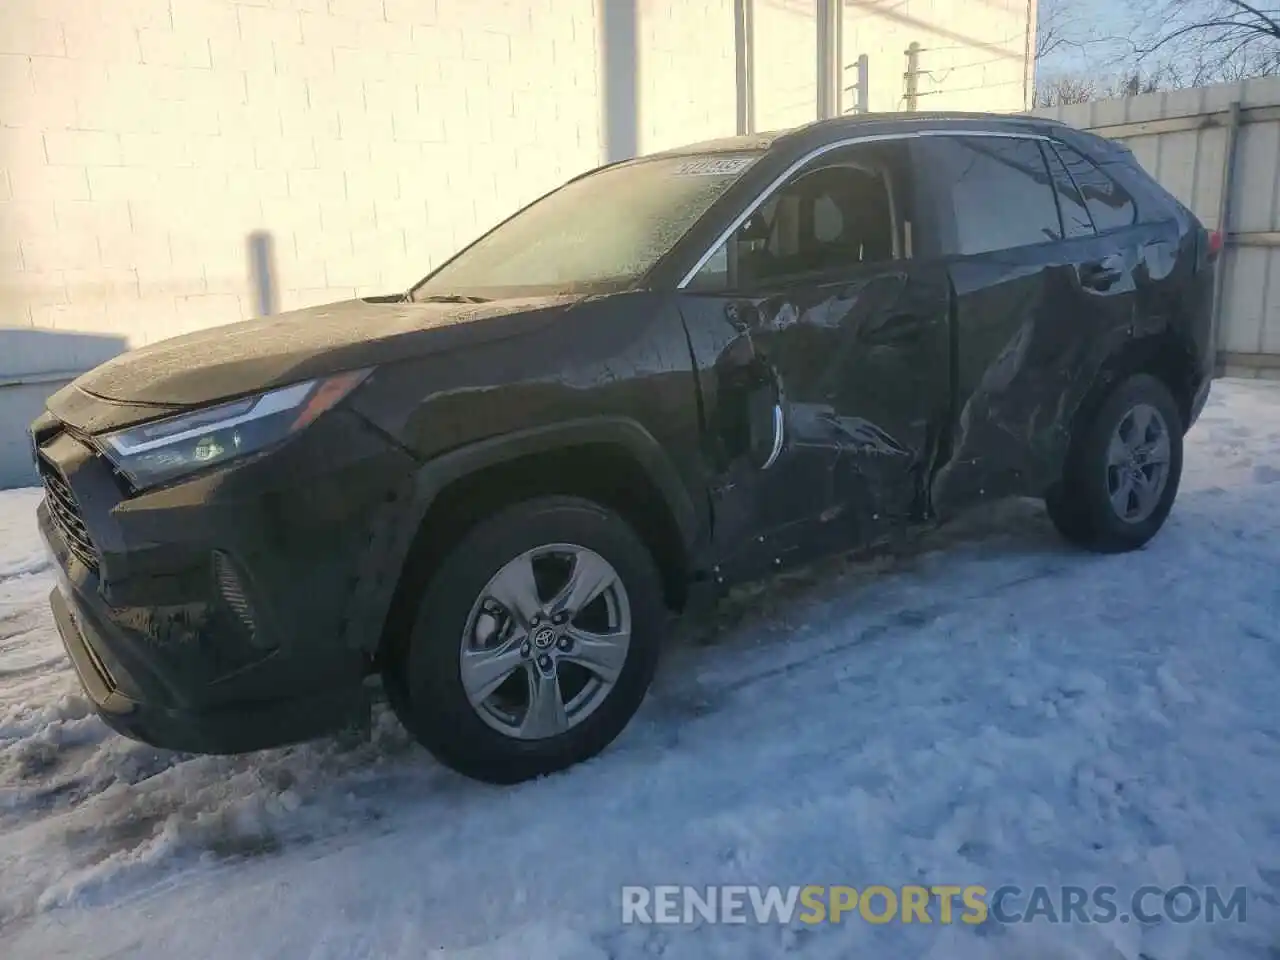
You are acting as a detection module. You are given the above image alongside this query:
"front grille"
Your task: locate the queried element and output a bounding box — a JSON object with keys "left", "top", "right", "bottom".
{"left": 39, "top": 457, "right": 100, "bottom": 573}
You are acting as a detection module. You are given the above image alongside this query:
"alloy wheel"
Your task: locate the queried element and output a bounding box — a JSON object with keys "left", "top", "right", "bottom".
{"left": 458, "top": 543, "right": 632, "bottom": 740}
{"left": 1104, "top": 402, "right": 1172, "bottom": 524}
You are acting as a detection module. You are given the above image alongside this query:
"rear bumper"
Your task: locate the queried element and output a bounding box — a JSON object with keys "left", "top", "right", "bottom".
{"left": 1188, "top": 373, "right": 1212, "bottom": 430}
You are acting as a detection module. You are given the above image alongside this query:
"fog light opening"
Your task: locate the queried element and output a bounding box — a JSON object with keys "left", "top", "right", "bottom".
{"left": 212, "top": 550, "right": 271, "bottom": 651}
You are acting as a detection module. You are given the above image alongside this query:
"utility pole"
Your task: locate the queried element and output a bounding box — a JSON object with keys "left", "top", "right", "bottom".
{"left": 834, "top": 0, "right": 844, "bottom": 114}
{"left": 816, "top": 0, "right": 839, "bottom": 119}
{"left": 904, "top": 42, "right": 921, "bottom": 111}
{"left": 843, "top": 54, "right": 869, "bottom": 113}
{"left": 734, "top": 0, "right": 755, "bottom": 135}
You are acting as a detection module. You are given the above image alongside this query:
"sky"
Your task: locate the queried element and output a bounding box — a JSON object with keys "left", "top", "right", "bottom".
{"left": 1036, "top": 0, "right": 1146, "bottom": 81}
{"left": 1035, "top": 0, "right": 1280, "bottom": 89}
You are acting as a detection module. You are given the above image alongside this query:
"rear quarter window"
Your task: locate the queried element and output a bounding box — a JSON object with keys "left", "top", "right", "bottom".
{"left": 1052, "top": 142, "right": 1137, "bottom": 233}
{"left": 1041, "top": 143, "right": 1095, "bottom": 239}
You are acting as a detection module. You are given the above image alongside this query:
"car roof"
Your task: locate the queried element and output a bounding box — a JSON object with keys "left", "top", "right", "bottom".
{"left": 648, "top": 112, "right": 1071, "bottom": 160}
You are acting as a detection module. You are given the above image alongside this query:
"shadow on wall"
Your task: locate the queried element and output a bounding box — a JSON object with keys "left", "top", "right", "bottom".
{"left": 0, "top": 328, "right": 128, "bottom": 490}
{"left": 599, "top": 0, "right": 639, "bottom": 162}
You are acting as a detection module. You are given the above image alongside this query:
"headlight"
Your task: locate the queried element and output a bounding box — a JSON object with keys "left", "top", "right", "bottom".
{"left": 99, "top": 369, "right": 371, "bottom": 489}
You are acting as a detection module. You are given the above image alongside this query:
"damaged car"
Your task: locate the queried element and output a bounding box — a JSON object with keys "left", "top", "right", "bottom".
{"left": 33, "top": 112, "right": 1216, "bottom": 783}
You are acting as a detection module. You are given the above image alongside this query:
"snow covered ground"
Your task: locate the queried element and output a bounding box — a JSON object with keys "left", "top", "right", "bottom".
{"left": 2, "top": 380, "right": 1280, "bottom": 959}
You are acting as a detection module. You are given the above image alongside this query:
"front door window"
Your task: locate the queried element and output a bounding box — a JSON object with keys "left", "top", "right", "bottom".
{"left": 687, "top": 148, "right": 904, "bottom": 292}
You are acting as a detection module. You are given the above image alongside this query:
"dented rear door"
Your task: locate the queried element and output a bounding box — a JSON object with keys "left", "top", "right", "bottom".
{"left": 908, "top": 133, "right": 1101, "bottom": 516}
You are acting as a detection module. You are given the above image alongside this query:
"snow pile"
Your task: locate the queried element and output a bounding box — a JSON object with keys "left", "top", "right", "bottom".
{"left": 2, "top": 381, "right": 1280, "bottom": 959}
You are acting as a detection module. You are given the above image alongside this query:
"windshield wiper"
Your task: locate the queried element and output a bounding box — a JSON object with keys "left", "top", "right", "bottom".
{"left": 415, "top": 294, "right": 492, "bottom": 304}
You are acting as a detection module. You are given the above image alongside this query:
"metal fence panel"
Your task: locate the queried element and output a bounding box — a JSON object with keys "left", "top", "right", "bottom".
{"left": 1034, "top": 77, "right": 1280, "bottom": 378}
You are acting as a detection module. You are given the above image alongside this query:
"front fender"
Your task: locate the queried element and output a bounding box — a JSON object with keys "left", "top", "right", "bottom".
{"left": 337, "top": 416, "right": 701, "bottom": 654}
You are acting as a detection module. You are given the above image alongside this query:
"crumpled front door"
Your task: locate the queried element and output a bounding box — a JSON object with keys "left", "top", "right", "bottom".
{"left": 677, "top": 261, "right": 953, "bottom": 582}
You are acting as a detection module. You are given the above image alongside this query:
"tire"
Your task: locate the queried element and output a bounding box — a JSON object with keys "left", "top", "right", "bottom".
{"left": 1046, "top": 373, "right": 1184, "bottom": 553}
{"left": 384, "top": 495, "right": 666, "bottom": 784}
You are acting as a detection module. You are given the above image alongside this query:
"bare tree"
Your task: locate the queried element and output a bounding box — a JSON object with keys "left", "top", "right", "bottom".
{"left": 1035, "top": 0, "right": 1280, "bottom": 101}
{"left": 1114, "top": 58, "right": 1201, "bottom": 96}
{"left": 1034, "top": 0, "right": 1098, "bottom": 106}
{"left": 1127, "top": 0, "right": 1280, "bottom": 83}
{"left": 1035, "top": 75, "right": 1099, "bottom": 106}
{"left": 1036, "top": 0, "right": 1075, "bottom": 62}
{"left": 1036, "top": 0, "right": 1101, "bottom": 63}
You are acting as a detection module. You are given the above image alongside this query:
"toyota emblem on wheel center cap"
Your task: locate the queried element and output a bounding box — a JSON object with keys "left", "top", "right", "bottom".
{"left": 532, "top": 625, "right": 556, "bottom": 648}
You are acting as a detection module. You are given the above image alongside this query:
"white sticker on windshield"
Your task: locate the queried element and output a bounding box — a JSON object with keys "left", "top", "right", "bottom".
{"left": 674, "top": 156, "right": 755, "bottom": 177}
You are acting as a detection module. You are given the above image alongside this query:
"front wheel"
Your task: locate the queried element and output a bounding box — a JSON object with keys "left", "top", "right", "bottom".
{"left": 1046, "top": 373, "right": 1184, "bottom": 553}
{"left": 384, "top": 496, "right": 666, "bottom": 784}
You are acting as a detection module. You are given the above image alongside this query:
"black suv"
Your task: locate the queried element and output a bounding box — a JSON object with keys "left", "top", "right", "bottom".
{"left": 33, "top": 113, "right": 1216, "bottom": 783}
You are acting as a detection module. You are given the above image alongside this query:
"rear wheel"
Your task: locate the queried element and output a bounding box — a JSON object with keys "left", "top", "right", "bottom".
{"left": 384, "top": 495, "right": 665, "bottom": 784}
{"left": 1046, "top": 373, "right": 1183, "bottom": 553}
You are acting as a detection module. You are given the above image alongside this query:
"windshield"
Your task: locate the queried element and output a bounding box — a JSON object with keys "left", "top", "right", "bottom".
{"left": 410, "top": 153, "right": 760, "bottom": 300}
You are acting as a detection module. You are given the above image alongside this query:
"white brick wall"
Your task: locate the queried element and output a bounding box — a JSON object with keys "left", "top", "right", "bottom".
{"left": 754, "top": 0, "right": 819, "bottom": 130}
{"left": 0, "top": 0, "right": 606, "bottom": 358}
{"left": 637, "top": 0, "right": 737, "bottom": 153}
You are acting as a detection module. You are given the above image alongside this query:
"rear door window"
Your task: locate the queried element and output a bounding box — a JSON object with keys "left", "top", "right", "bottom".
{"left": 1051, "top": 143, "right": 1137, "bottom": 232}
{"left": 923, "top": 136, "right": 1063, "bottom": 256}
{"left": 1041, "top": 143, "right": 1095, "bottom": 238}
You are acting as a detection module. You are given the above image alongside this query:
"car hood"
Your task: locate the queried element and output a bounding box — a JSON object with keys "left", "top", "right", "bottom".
{"left": 60, "top": 295, "right": 579, "bottom": 411}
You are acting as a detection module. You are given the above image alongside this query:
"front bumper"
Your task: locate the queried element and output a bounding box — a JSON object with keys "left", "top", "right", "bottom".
{"left": 48, "top": 582, "right": 368, "bottom": 753}
{"left": 34, "top": 406, "right": 419, "bottom": 754}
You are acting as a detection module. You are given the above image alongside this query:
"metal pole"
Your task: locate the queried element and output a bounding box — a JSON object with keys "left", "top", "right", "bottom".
{"left": 1022, "top": 0, "right": 1036, "bottom": 110}
{"left": 816, "top": 0, "right": 837, "bottom": 119}
{"left": 734, "top": 0, "right": 756, "bottom": 134}
{"left": 842, "top": 54, "right": 868, "bottom": 114}
{"left": 247, "top": 230, "right": 278, "bottom": 318}
{"left": 1210, "top": 100, "right": 1241, "bottom": 374}
{"left": 834, "top": 0, "right": 844, "bottom": 116}
{"left": 856, "top": 53, "right": 868, "bottom": 113}
{"left": 904, "top": 41, "right": 920, "bottom": 112}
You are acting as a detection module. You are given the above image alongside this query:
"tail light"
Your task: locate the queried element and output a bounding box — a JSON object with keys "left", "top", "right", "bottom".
{"left": 1207, "top": 229, "right": 1224, "bottom": 260}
